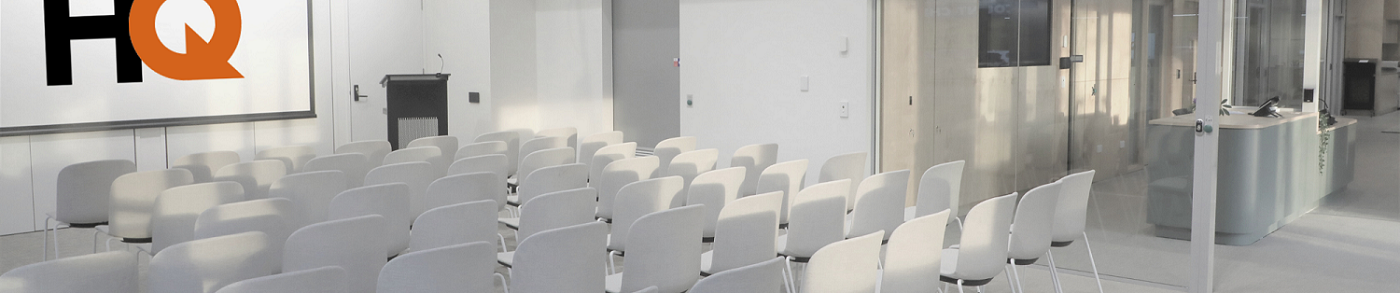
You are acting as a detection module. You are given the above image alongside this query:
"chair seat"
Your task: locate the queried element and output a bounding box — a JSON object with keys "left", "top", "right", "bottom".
{"left": 940, "top": 248, "right": 959, "bottom": 276}
{"left": 774, "top": 234, "right": 787, "bottom": 256}
{"left": 507, "top": 195, "right": 520, "bottom": 205}
{"left": 604, "top": 272, "right": 624, "bottom": 293}
{"left": 902, "top": 206, "right": 916, "bottom": 222}
{"left": 700, "top": 250, "right": 714, "bottom": 275}
{"left": 497, "top": 251, "right": 515, "bottom": 267}
{"left": 498, "top": 218, "right": 520, "bottom": 229}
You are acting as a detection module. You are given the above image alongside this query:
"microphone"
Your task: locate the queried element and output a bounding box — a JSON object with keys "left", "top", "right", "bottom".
{"left": 437, "top": 54, "right": 445, "bottom": 75}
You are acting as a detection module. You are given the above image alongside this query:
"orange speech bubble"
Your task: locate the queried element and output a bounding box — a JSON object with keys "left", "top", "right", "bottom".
{"left": 128, "top": 0, "right": 243, "bottom": 80}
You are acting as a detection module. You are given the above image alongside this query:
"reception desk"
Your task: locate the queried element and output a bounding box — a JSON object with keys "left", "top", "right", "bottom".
{"left": 1145, "top": 112, "right": 1356, "bottom": 245}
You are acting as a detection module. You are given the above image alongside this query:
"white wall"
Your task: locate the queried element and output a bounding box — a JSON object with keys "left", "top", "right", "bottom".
{"left": 490, "top": 0, "right": 540, "bottom": 133}
{"left": 536, "top": 0, "right": 614, "bottom": 138}
{"left": 425, "top": 0, "right": 495, "bottom": 144}
{"left": 679, "top": 0, "right": 874, "bottom": 185}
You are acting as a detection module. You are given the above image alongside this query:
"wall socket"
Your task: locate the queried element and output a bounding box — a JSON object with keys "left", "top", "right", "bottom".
{"left": 1096, "top": 144, "right": 1103, "bottom": 153}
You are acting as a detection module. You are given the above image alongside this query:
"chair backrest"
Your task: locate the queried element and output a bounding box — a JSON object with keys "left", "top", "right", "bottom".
{"left": 518, "top": 187, "right": 597, "bottom": 241}
{"left": 913, "top": 177, "right": 951, "bottom": 220}
{"left": 194, "top": 198, "right": 295, "bottom": 272}
{"left": 149, "top": 232, "right": 275, "bottom": 293}
{"left": 335, "top": 141, "right": 392, "bottom": 170}
{"left": 511, "top": 222, "right": 608, "bottom": 293}
{"left": 518, "top": 147, "right": 576, "bottom": 182}
{"left": 609, "top": 176, "right": 684, "bottom": 252}
{"left": 847, "top": 169, "right": 910, "bottom": 240}
{"left": 151, "top": 182, "right": 246, "bottom": 254}
{"left": 621, "top": 205, "right": 704, "bottom": 293}
{"left": 920, "top": 160, "right": 965, "bottom": 220}
{"left": 591, "top": 142, "right": 638, "bottom": 182}
{"left": 406, "top": 135, "right": 459, "bottom": 161}
{"left": 214, "top": 160, "right": 287, "bottom": 200}
{"left": 881, "top": 210, "right": 950, "bottom": 293}
{"left": 284, "top": 215, "right": 387, "bottom": 293}
{"left": 782, "top": 180, "right": 849, "bottom": 258}
{"left": 511, "top": 128, "right": 536, "bottom": 148}
{"left": 364, "top": 162, "right": 437, "bottom": 220}
{"left": 685, "top": 167, "right": 746, "bottom": 238}
{"left": 214, "top": 266, "right": 347, "bottom": 293}
{"left": 520, "top": 137, "right": 568, "bottom": 168}
{"left": 1008, "top": 181, "right": 1063, "bottom": 260}
{"left": 952, "top": 192, "right": 1019, "bottom": 280}
{"left": 710, "top": 192, "right": 781, "bottom": 274}
{"left": 730, "top": 143, "right": 778, "bottom": 196}
{"left": 377, "top": 242, "right": 495, "bottom": 293}
{"left": 474, "top": 130, "right": 521, "bottom": 177}
{"left": 1052, "top": 170, "right": 1096, "bottom": 242}
{"left": 108, "top": 169, "right": 195, "bottom": 240}
{"left": 0, "top": 251, "right": 138, "bottom": 293}
{"left": 304, "top": 153, "right": 368, "bottom": 188}
{"left": 688, "top": 257, "right": 784, "bottom": 293}
{"left": 518, "top": 163, "right": 589, "bottom": 206}
{"left": 267, "top": 171, "right": 347, "bottom": 229}
{"left": 802, "top": 231, "right": 883, "bottom": 293}
{"left": 328, "top": 183, "right": 411, "bottom": 258}
{"left": 666, "top": 148, "right": 719, "bottom": 196}
{"left": 381, "top": 146, "right": 447, "bottom": 176}
{"left": 818, "top": 152, "right": 867, "bottom": 210}
{"left": 652, "top": 136, "right": 697, "bottom": 176}
{"left": 755, "top": 159, "right": 808, "bottom": 224}
{"left": 424, "top": 172, "right": 504, "bottom": 214}
{"left": 536, "top": 127, "right": 579, "bottom": 148}
{"left": 256, "top": 145, "right": 317, "bottom": 174}
{"left": 455, "top": 141, "right": 508, "bottom": 161}
{"left": 578, "top": 131, "right": 623, "bottom": 166}
{"left": 171, "top": 151, "right": 238, "bottom": 183}
{"left": 55, "top": 159, "right": 136, "bottom": 224}
{"left": 596, "top": 156, "right": 659, "bottom": 219}
{"left": 409, "top": 200, "right": 498, "bottom": 252}
{"left": 447, "top": 154, "right": 510, "bottom": 188}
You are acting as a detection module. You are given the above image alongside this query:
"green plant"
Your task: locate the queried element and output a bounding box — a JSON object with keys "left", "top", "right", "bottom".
{"left": 1318, "top": 111, "right": 1332, "bottom": 174}
{"left": 1190, "top": 99, "right": 1234, "bottom": 115}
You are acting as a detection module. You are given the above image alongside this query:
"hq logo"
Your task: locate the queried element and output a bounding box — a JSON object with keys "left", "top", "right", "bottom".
{"left": 45, "top": 0, "right": 243, "bottom": 86}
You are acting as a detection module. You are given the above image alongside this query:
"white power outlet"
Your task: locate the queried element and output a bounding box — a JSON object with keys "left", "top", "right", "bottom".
{"left": 840, "top": 101, "right": 849, "bottom": 118}
{"left": 1120, "top": 140, "right": 1126, "bottom": 148}
{"left": 1096, "top": 145, "right": 1103, "bottom": 153}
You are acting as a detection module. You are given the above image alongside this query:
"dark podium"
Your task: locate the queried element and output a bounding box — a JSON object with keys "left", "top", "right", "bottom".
{"left": 381, "top": 74, "right": 450, "bottom": 150}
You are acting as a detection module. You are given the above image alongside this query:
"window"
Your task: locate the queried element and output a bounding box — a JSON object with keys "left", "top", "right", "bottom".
{"left": 979, "top": 0, "right": 1053, "bottom": 67}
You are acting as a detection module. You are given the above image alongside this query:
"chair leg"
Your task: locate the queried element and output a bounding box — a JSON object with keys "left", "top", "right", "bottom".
{"left": 43, "top": 218, "right": 51, "bottom": 261}
{"left": 497, "top": 233, "right": 509, "bottom": 252}
{"left": 1004, "top": 265, "right": 1017, "bottom": 293}
{"left": 608, "top": 251, "right": 621, "bottom": 275}
{"left": 1047, "top": 251, "right": 1064, "bottom": 293}
{"left": 1083, "top": 232, "right": 1105, "bottom": 293}
{"left": 957, "top": 280, "right": 965, "bottom": 293}
{"left": 784, "top": 257, "right": 798, "bottom": 293}
{"left": 92, "top": 230, "right": 102, "bottom": 254}
{"left": 1012, "top": 264, "right": 1025, "bottom": 293}
{"left": 494, "top": 272, "right": 509, "bottom": 293}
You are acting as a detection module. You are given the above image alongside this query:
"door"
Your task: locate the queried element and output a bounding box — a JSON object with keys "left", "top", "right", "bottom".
{"left": 613, "top": 0, "right": 680, "bottom": 149}
{"left": 344, "top": 0, "right": 423, "bottom": 147}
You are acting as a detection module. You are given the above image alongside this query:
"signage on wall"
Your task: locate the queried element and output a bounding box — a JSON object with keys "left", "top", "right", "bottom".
{"left": 2, "top": 0, "right": 315, "bottom": 136}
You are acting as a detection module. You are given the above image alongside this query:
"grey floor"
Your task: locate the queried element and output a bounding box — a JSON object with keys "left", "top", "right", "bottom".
{"left": 2, "top": 112, "right": 1396, "bottom": 293}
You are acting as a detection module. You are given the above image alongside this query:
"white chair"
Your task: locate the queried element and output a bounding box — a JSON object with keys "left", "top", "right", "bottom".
{"left": 515, "top": 147, "right": 577, "bottom": 189}
{"left": 44, "top": 159, "right": 135, "bottom": 260}
{"left": 149, "top": 182, "right": 246, "bottom": 255}
{"left": 1005, "top": 182, "right": 1063, "bottom": 293}
{"left": 537, "top": 127, "right": 579, "bottom": 148}
{"left": 666, "top": 148, "right": 719, "bottom": 197}
{"left": 406, "top": 135, "right": 459, "bottom": 161}
{"left": 497, "top": 188, "right": 598, "bottom": 268}
{"left": 596, "top": 156, "right": 659, "bottom": 221}
{"left": 906, "top": 160, "right": 966, "bottom": 226}
{"left": 756, "top": 159, "right": 808, "bottom": 225}
{"left": 1047, "top": 170, "right": 1103, "bottom": 293}
{"left": 632, "top": 287, "right": 659, "bottom": 293}
{"left": 214, "top": 160, "right": 287, "bottom": 200}
{"left": 511, "top": 128, "right": 537, "bottom": 149}
{"left": 701, "top": 191, "right": 781, "bottom": 276}
{"left": 940, "top": 192, "right": 1018, "bottom": 293}
{"left": 845, "top": 170, "right": 910, "bottom": 240}
{"left": 509, "top": 222, "right": 608, "bottom": 293}
{"left": 214, "top": 266, "right": 347, "bottom": 293}
{"left": 447, "top": 154, "right": 510, "bottom": 186}
{"left": 171, "top": 151, "right": 239, "bottom": 183}
{"left": 520, "top": 137, "right": 568, "bottom": 169}
{"left": 475, "top": 130, "right": 522, "bottom": 178}
{"left": 267, "top": 170, "right": 348, "bottom": 230}
{"left": 257, "top": 145, "right": 317, "bottom": 174}
{"left": 817, "top": 152, "right": 867, "bottom": 211}
{"left": 328, "top": 183, "right": 411, "bottom": 258}
{"left": 776, "top": 180, "right": 849, "bottom": 285}
{"left": 691, "top": 257, "right": 785, "bottom": 293}
{"left": 304, "top": 153, "right": 369, "bottom": 188}
{"left": 731, "top": 143, "right": 778, "bottom": 196}
{"left": 456, "top": 141, "right": 508, "bottom": 161}
{"left": 377, "top": 242, "right": 497, "bottom": 293}
{"left": 382, "top": 146, "right": 447, "bottom": 176}
{"left": 194, "top": 198, "right": 295, "bottom": 273}
{"left": 364, "top": 162, "right": 437, "bottom": 220}
{"left": 605, "top": 205, "right": 704, "bottom": 293}
{"left": 652, "top": 136, "right": 697, "bottom": 176}
{"left": 578, "top": 131, "right": 624, "bottom": 166}
{"left": 102, "top": 169, "right": 195, "bottom": 244}
{"left": 424, "top": 172, "right": 504, "bottom": 215}
{"left": 591, "top": 142, "right": 638, "bottom": 184}
{"left": 510, "top": 163, "right": 588, "bottom": 208}
{"left": 148, "top": 232, "right": 276, "bottom": 293}
{"left": 410, "top": 200, "right": 500, "bottom": 252}
{"left": 335, "top": 140, "right": 392, "bottom": 170}
{"left": 0, "top": 251, "right": 138, "bottom": 293}
{"left": 880, "top": 210, "right": 950, "bottom": 293}
{"left": 798, "top": 231, "right": 883, "bottom": 293}
{"left": 608, "top": 176, "right": 684, "bottom": 253}
{"left": 284, "top": 215, "right": 387, "bottom": 293}
{"left": 685, "top": 167, "right": 746, "bottom": 240}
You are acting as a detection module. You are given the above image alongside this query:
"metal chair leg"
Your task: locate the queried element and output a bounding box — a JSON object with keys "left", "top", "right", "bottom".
{"left": 1005, "top": 266, "right": 1018, "bottom": 293}
{"left": 494, "top": 272, "right": 509, "bottom": 293}
{"left": 1048, "top": 250, "right": 1064, "bottom": 293}
{"left": 43, "top": 218, "right": 52, "bottom": 261}
{"left": 1083, "top": 232, "right": 1105, "bottom": 293}
{"left": 784, "top": 257, "right": 797, "bottom": 293}
{"left": 1012, "top": 263, "right": 1025, "bottom": 293}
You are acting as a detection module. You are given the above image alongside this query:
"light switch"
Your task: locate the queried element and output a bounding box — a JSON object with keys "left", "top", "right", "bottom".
{"left": 840, "top": 100, "right": 849, "bottom": 118}
{"left": 801, "top": 76, "right": 809, "bottom": 92}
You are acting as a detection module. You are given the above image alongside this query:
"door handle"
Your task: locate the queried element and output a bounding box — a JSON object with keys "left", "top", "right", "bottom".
{"left": 353, "top": 85, "right": 369, "bottom": 102}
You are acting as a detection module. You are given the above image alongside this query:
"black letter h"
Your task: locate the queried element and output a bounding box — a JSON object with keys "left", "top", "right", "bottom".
{"left": 45, "top": 0, "right": 141, "bottom": 86}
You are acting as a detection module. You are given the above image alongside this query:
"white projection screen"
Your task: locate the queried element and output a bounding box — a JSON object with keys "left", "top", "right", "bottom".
{"left": 0, "top": 0, "right": 314, "bottom": 136}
